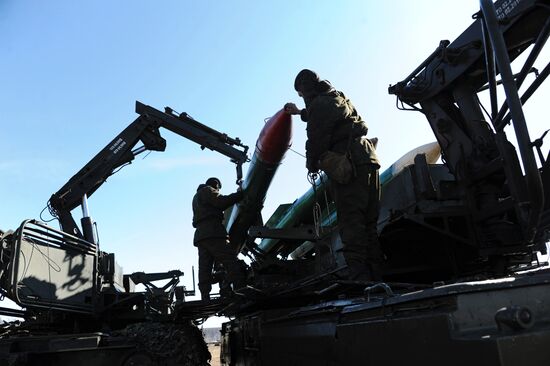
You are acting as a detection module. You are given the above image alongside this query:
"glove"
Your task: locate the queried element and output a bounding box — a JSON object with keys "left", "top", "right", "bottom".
{"left": 284, "top": 102, "right": 302, "bottom": 115}
{"left": 306, "top": 159, "right": 319, "bottom": 174}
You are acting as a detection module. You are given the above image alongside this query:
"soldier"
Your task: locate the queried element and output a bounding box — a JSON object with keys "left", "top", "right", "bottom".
{"left": 285, "top": 69, "right": 383, "bottom": 281}
{"left": 192, "top": 177, "right": 246, "bottom": 300}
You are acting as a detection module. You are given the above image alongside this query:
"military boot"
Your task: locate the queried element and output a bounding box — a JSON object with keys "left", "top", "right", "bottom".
{"left": 219, "top": 280, "right": 234, "bottom": 299}
{"left": 368, "top": 262, "right": 383, "bottom": 282}
{"left": 346, "top": 259, "right": 372, "bottom": 281}
{"left": 199, "top": 285, "right": 211, "bottom": 302}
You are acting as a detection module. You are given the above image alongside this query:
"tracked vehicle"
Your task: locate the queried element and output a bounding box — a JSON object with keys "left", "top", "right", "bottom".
{"left": 0, "top": 0, "right": 549, "bottom": 365}
{"left": 217, "top": 1, "right": 550, "bottom": 365}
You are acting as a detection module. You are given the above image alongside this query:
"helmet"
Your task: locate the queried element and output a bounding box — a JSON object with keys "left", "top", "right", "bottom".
{"left": 205, "top": 177, "right": 222, "bottom": 189}
{"left": 294, "top": 69, "right": 320, "bottom": 92}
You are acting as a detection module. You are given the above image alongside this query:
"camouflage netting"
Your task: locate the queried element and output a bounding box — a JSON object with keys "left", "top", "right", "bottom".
{"left": 119, "top": 322, "right": 211, "bottom": 366}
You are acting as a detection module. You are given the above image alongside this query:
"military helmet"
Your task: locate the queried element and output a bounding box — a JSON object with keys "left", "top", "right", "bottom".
{"left": 294, "top": 69, "right": 320, "bottom": 92}
{"left": 205, "top": 177, "right": 222, "bottom": 189}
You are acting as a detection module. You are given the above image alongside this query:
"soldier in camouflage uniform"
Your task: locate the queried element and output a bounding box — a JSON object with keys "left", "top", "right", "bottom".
{"left": 192, "top": 177, "right": 246, "bottom": 300}
{"left": 285, "top": 69, "right": 383, "bottom": 281}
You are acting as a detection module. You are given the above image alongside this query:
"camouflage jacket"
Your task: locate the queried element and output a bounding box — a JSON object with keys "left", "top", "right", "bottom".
{"left": 302, "top": 90, "right": 379, "bottom": 170}
{"left": 192, "top": 184, "right": 243, "bottom": 244}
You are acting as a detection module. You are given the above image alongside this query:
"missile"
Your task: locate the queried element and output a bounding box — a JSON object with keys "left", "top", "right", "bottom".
{"left": 379, "top": 141, "right": 440, "bottom": 184}
{"left": 259, "top": 141, "right": 441, "bottom": 256}
{"left": 225, "top": 109, "right": 292, "bottom": 250}
{"left": 257, "top": 173, "right": 331, "bottom": 254}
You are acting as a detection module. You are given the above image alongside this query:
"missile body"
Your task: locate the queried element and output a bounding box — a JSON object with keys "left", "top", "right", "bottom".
{"left": 259, "top": 141, "right": 441, "bottom": 256}
{"left": 226, "top": 109, "right": 292, "bottom": 250}
{"left": 379, "top": 142, "right": 441, "bottom": 184}
{"left": 257, "top": 173, "right": 331, "bottom": 254}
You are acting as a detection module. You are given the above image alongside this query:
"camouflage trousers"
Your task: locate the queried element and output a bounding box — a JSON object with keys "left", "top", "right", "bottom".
{"left": 331, "top": 163, "right": 383, "bottom": 280}
{"left": 196, "top": 238, "right": 245, "bottom": 299}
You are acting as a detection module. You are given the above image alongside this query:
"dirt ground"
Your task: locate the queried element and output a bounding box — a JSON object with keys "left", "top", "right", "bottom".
{"left": 208, "top": 344, "right": 221, "bottom": 366}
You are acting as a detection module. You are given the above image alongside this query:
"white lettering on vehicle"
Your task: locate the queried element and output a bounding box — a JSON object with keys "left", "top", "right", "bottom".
{"left": 495, "top": 0, "right": 522, "bottom": 20}
{"left": 109, "top": 138, "right": 127, "bottom": 155}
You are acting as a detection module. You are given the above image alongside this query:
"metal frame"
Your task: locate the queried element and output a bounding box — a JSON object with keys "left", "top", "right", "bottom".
{"left": 479, "top": 0, "right": 545, "bottom": 242}
{"left": 387, "top": 0, "right": 549, "bottom": 261}
{"left": 11, "top": 220, "right": 98, "bottom": 313}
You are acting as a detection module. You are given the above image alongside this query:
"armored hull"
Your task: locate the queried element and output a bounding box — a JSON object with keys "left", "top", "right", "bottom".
{"left": 221, "top": 271, "right": 550, "bottom": 365}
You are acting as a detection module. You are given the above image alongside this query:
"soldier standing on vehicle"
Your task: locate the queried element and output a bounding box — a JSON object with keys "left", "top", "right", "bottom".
{"left": 192, "top": 177, "right": 246, "bottom": 301}
{"left": 284, "top": 69, "right": 384, "bottom": 281}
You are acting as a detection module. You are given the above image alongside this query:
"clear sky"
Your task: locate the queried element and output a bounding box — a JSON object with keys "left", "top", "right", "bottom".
{"left": 1, "top": 1, "right": 548, "bottom": 323}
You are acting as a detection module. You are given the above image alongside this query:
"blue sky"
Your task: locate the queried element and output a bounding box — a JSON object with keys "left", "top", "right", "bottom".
{"left": 1, "top": 0, "right": 548, "bottom": 316}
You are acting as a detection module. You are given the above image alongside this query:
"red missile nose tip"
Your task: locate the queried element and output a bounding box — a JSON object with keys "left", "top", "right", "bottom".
{"left": 256, "top": 109, "right": 292, "bottom": 164}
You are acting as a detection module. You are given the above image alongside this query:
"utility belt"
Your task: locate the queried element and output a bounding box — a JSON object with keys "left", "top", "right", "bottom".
{"left": 322, "top": 134, "right": 379, "bottom": 184}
